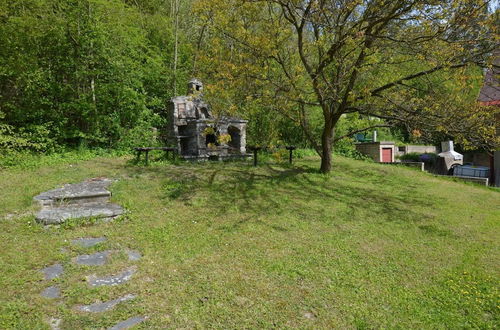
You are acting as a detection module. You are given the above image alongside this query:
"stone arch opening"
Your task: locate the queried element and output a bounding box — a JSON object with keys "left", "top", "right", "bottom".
{"left": 200, "top": 107, "right": 210, "bottom": 118}
{"left": 205, "top": 133, "right": 217, "bottom": 147}
{"left": 228, "top": 126, "right": 241, "bottom": 152}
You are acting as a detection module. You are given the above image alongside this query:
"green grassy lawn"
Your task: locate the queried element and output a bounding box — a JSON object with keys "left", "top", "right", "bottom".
{"left": 0, "top": 155, "right": 498, "bottom": 328}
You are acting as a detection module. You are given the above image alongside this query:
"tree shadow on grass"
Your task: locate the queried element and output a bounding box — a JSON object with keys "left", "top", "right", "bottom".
{"left": 119, "top": 160, "right": 443, "bottom": 233}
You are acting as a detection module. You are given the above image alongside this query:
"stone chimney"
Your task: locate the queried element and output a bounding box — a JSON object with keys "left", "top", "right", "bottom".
{"left": 187, "top": 78, "right": 203, "bottom": 95}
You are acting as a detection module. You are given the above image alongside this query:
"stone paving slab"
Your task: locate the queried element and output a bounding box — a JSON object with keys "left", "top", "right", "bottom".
{"left": 108, "top": 316, "right": 147, "bottom": 330}
{"left": 87, "top": 268, "right": 136, "bottom": 287}
{"left": 41, "top": 286, "right": 61, "bottom": 299}
{"left": 36, "top": 203, "right": 124, "bottom": 225}
{"left": 76, "top": 294, "right": 136, "bottom": 313}
{"left": 71, "top": 237, "right": 107, "bottom": 248}
{"left": 126, "top": 250, "right": 141, "bottom": 261}
{"left": 41, "top": 263, "right": 64, "bottom": 280}
{"left": 75, "top": 251, "right": 111, "bottom": 266}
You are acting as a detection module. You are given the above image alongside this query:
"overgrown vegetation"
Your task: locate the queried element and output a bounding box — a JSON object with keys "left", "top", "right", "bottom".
{"left": 0, "top": 155, "right": 498, "bottom": 328}
{"left": 1, "top": 1, "right": 499, "bottom": 173}
{"left": 0, "top": 0, "right": 192, "bottom": 151}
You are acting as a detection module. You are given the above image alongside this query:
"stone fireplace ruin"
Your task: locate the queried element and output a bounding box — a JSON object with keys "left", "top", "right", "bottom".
{"left": 167, "top": 79, "right": 248, "bottom": 160}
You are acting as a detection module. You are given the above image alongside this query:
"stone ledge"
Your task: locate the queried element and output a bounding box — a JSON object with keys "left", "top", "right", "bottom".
{"left": 36, "top": 203, "right": 124, "bottom": 225}
{"left": 34, "top": 178, "right": 113, "bottom": 207}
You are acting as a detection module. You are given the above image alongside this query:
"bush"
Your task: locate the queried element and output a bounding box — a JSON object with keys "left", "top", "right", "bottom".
{"left": 0, "top": 123, "right": 57, "bottom": 153}
{"left": 418, "top": 153, "right": 437, "bottom": 163}
{"left": 115, "top": 125, "right": 160, "bottom": 151}
{"left": 334, "top": 138, "right": 371, "bottom": 160}
{"left": 399, "top": 152, "right": 421, "bottom": 162}
{"left": 293, "top": 149, "right": 318, "bottom": 159}
{"left": 400, "top": 152, "right": 437, "bottom": 163}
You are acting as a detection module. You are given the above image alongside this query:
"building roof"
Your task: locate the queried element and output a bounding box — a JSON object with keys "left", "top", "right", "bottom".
{"left": 478, "top": 50, "right": 500, "bottom": 106}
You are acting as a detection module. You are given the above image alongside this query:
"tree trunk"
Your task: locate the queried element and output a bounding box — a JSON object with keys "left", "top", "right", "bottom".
{"left": 320, "top": 121, "right": 334, "bottom": 173}
{"left": 172, "top": 0, "right": 179, "bottom": 95}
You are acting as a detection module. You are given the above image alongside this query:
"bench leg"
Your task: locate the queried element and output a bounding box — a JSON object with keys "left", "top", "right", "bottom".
{"left": 145, "top": 150, "right": 149, "bottom": 165}
{"left": 136, "top": 151, "right": 141, "bottom": 163}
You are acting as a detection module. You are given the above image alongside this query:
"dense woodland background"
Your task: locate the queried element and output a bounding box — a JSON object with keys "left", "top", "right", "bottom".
{"left": 0, "top": 0, "right": 498, "bottom": 161}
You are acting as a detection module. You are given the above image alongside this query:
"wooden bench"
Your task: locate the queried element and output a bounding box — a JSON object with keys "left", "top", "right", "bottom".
{"left": 248, "top": 145, "right": 297, "bottom": 166}
{"left": 134, "top": 147, "right": 177, "bottom": 164}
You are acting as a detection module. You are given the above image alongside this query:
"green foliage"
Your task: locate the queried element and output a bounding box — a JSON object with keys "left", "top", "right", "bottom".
{"left": 399, "top": 152, "right": 438, "bottom": 163}
{"left": 399, "top": 152, "right": 423, "bottom": 162}
{"left": 0, "top": 109, "right": 57, "bottom": 153}
{"left": 115, "top": 114, "right": 164, "bottom": 150}
{"left": 0, "top": 0, "right": 192, "bottom": 149}
{"left": 293, "top": 148, "right": 318, "bottom": 159}
{"left": 334, "top": 140, "right": 371, "bottom": 161}
{"left": 1, "top": 0, "right": 497, "bottom": 169}
{"left": 194, "top": 0, "right": 497, "bottom": 172}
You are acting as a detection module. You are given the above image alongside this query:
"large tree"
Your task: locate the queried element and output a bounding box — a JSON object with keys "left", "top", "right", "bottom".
{"left": 194, "top": 0, "right": 499, "bottom": 172}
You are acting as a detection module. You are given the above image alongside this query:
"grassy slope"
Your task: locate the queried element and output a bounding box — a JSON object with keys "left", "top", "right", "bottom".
{"left": 0, "top": 155, "right": 498, "bottom": 329}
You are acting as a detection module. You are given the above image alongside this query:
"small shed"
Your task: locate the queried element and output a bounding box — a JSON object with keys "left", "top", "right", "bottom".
{"left": 355, "top": 141, "right": 395, "bottom": 162}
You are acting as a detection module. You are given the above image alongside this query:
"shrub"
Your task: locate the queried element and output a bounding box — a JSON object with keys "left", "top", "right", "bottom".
{"left": 400, "top": 152, "right": 437, "bottom": 163}
{"left": 293, "top": 149, "right": 318, "bottom": 159}
{"left": 0, "top": 122, "right": 57, "bottom": 153}
{"left": 419, "top": 153, "right": 437, "bottom": 163}
{"left": 334, "top": 139, "right": 371, "bottom": 160}
{"left": 400, "top": 152, "right": 421, "bottom": 162}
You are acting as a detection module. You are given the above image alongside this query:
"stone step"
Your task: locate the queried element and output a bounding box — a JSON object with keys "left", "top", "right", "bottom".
{"left": 36, "top": 203, "right": 124, "bottom": 225}
{"left": 34, "top": 178, "right": 113, "bottom": 208}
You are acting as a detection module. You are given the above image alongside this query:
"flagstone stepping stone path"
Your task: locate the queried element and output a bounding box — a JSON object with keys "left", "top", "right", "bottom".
{"left": 75, "top": 250, "right": 111, "bottom": 266}
{"left": 88, "top": 268, "right": 136, "bottom": 287}
{"left": 109, "top": 316, "right": 148, "bottom": 330}
{"left": 41, "top": 286, "right": 61, "bottom": 299}
{"left": 35, "top": 180, "right": 146, "bottom": 327}
{"left": 42, "top": 263, "right": 64, "bottom": 280}
{"left": 76, "top": 294, "right": 136, "bottom": 313}
{"left": 39, "top": 237, "right": 145, "bottom": 328}
{"left": 126, "top": 250, "right": 142, "bottom": 261}
{"left": 34, "top": 178, "right": 124, "bottom": 225}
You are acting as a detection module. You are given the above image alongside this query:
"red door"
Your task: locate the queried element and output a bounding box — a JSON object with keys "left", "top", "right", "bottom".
{"left": 382, "top": 148, "right": 392, "bottom": 162}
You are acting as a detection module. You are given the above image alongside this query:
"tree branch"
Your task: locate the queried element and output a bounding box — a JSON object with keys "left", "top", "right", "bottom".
{"left": 361, "top": 62, "right": 468, "bottom": 100}
{"left": 333, "top": 124, "right": 391, "bottom": 143}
